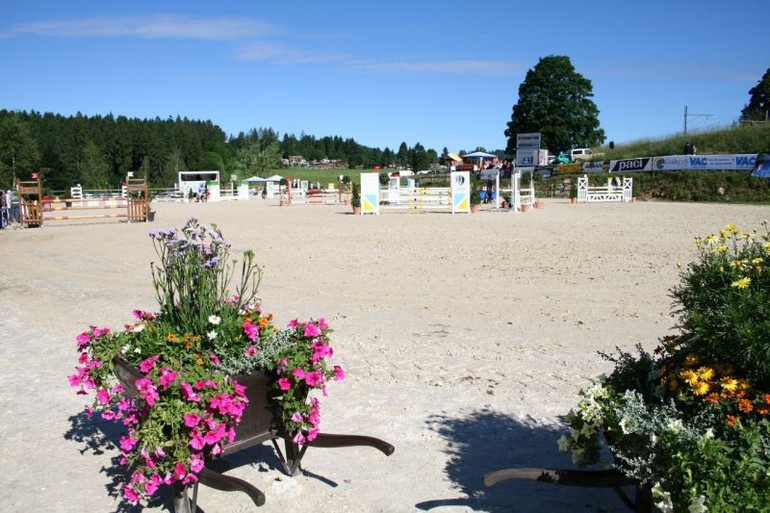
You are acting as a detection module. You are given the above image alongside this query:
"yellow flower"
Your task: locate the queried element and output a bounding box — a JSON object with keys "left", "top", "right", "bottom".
{"left": 724, "top": 224, "right": 740, "bottom": 235}
{"left": 713, "top": 245, "right": 728, "bottom": 253}
{"left": 680, "top": 369, "right": 698, "bottom": 386}
{"left": 731, "top": 277, "right": 751, "bottom": 289}
{"left": 704, "top": 234, "right": 718, "bottom": 245}
{"left": 693, "top": 381, "right": 710, "bottom": 396}
{"left": 696, "top": 366, "right": 715, "bottom": 381}
{"left": 720, "top": 377, "right": 739, "bottom": 393}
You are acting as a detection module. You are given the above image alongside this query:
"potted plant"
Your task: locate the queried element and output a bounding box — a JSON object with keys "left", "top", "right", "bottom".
{"left": 470, "top": 178, "right": 481, "bottom": 213}
{"left": 560, "top": 224, "right": 770, "bottom": 512}
{"left": 69, "top": 218, "right": 347, "bottom": 509}
{"left": 351, "top": 183, "right": 361, "bottom": 215}
{"left": 341, "top": 175, "right": 352, "bottom": 205}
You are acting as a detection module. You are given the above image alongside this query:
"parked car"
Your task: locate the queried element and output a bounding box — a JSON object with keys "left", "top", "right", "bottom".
{"left": 570, "top": 148, "right": 594, "bottom": 162}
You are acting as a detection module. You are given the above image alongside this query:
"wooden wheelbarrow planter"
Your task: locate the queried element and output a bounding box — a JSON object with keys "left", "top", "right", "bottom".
{"left": 113, "top": 360, "right": 395, "bottom": 512}
{"left": 482, "top": 467, "right": 652, "bottom": 513}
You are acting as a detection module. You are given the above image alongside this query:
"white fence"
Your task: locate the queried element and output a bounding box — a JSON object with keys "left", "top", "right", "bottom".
{"left": 577, "top": 175, "right": 633, "bottom": 203}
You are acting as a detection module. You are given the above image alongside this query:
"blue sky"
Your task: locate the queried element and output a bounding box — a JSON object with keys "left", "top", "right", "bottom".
{"left": 1, "top": 1, "right": 767, "bottom": 154}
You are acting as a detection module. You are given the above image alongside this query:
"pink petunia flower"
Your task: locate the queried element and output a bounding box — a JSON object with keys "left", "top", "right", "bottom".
{"left": 158, "top": 368, "right": 177, "bottom": 389}
{"left": 303, "top": 322, "right": 321, "bottom": 338}
{"left": 333, "top": 365, "right": 346, "bottom": 381}
{"left": 183, "top": 413, "right": 201, "bottom": 428}
{"left": 242, "top": 321, "right": 258, "bottom": 342}
{"left": 139, "top": 355, "right": 160, "bottom": 374}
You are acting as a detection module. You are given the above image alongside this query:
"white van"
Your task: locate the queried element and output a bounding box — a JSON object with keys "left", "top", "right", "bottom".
{"left": 570, "top": 148, "right": 594, "bottom": 162}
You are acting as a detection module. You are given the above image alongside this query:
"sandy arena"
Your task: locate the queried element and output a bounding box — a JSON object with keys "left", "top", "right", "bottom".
{"left": 1, "top": 198, "right": 767, "bottom": 512}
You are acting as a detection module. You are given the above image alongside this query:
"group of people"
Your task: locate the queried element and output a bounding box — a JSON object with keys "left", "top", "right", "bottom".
{"left": 0, "top": 189, "right": 18, "bottom": 229}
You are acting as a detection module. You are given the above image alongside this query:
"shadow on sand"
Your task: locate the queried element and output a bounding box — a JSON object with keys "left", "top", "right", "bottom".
{"left": 65, "top": 410, "right": 337, "bottom": 512}
{"left": 415, "top": 408, "right": 631, "bottom": 513}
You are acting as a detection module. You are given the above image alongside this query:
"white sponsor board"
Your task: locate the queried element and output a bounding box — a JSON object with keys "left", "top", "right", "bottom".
{"left": 516, "top": 133, "right": 541, "bottom": 166}
{"left": 610, "top": 154, "right": 757, "bottom": 173}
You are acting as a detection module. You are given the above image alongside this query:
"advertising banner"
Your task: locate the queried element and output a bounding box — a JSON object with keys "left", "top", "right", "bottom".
{"left": 609, "top": 158, "right": 653, "bottom": 173}
{"left": 516, "top": 133, "right": 540, "bottom": 166}
{"left": 611, "top": 154, "right": 757, "bottom": 173}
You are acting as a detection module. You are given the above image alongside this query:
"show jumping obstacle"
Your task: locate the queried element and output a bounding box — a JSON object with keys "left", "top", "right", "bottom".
{"left": 279, "top": 177, "right": 352, "bottom": 206}
{"left": 16, "top": 175, "right": 149, "bottom": 227}
{"left": 359, "top": 171, "right": 471, "bottom": 214}
{"left": 493, "top": 169, "right": 535, "bottom": 212}
{"left": 576, "top": 175, "right": 633, "bottom": 203}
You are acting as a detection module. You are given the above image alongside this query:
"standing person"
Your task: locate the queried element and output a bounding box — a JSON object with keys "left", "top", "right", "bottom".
{"left": 9, "top": 188, "right": 19, "bottom": 223}
{"left": 0, "top": 190, "right": 6, "bottom": 228}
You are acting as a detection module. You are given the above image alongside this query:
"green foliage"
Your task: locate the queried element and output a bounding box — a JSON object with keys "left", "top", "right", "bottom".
{"left": 602, "top": 123, "right": 770, "bottom": 160}
{"left": 741, "top": 67, "right": 770, "bottom": 123}
{"left": 562, "top": 224, "right": 770, "bottom": 512}
{"left": 79, "top": 139, "right": 110, "bottom": 189}
{"left": 505, "top": 55, "right": 605, "bottom": 155}
{"left": 149, "top": 218, "right": 262, "bottom": 335}
{"left": 671, "top": 224, "right": 770, "bottom": 388}
{"left": 0, "top": 113, "right": 40, "bottom": 188}
{"left": 351, "top": 182, "right": 361, "bottom": 208}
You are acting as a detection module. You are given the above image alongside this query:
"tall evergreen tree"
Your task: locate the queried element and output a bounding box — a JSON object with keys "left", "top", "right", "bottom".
{"left": 79, "top": 139, "right": 110, "bottom": 189}
{"left": 504, "top": 55, "right": 605, "bottom": 155}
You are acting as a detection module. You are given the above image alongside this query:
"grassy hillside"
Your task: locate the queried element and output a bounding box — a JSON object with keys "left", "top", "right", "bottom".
{"left": 599, "top": 123, "right": 770, "bottom": 160}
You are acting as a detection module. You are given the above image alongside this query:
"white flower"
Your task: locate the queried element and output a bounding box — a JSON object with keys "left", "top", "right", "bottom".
{"left": 666, "top": 418, "right": 684, "bottom": 434}
{"left": 571, "top": 448, "right": 585, "bottom": 465}
{"left": 134, "top": 347, "right": 141, "bottom": 354}
{"left": 557, "top": 434, "right": 571, "bottom": 453}
{"left": 207, "top": 330, "right": 217, "bottom": 340}
{"left": 580, "top": 421, "right": 597, "bottom": 438}
{"left": 208, "top": 315, "right": 221, "bottom": 325}
{"left": 121, "top": 344, "right": 131, "bottom": 354}
{"left": 702, "top": 428, "right": 714, "bottom": 441}
{"left": 652, "top": 482, "right": 673, "bottom": 513}
{"left": 132, "top": 323, "right": 145, "bottom": 333}
{"left": 688, "top": 495, "right": 708, "bottom": 513}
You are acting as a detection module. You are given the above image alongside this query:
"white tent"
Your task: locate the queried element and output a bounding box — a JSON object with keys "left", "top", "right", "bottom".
{"left": 265, "top": 175, "right": 283, "bottom": 182}
{"left": 246, "top": 176, "right": 266, "bottom": 182}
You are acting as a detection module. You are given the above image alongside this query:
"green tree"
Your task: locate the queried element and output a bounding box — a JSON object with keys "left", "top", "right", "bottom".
{"left": 396, "top": 142, "right": 410, "bottom": 168}
{"left": 504, "top": 55, "right": 605, "bottom": 155}
{"left": 0, "top": 114, "right": 39, "bottom": 188}
{"left": 79, "top": 139, "right": 110, "bottom": 189}
{"left": 741, "top": 67, "right": 770, "bottom": 123}
{"left": 235, "top": 139, "right": 280, "bottom": 178}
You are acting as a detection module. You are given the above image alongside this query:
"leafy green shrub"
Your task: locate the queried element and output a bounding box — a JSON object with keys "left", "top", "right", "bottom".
{"left": 562, "top": 224, "right": 770, "bottom": 512}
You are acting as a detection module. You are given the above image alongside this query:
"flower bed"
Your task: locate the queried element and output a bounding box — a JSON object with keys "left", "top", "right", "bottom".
{"left": 68, "top": 218, "right": 344, "bottom": 505}
{"left": 561, "top": 224, "right": 770, "bottom": 512}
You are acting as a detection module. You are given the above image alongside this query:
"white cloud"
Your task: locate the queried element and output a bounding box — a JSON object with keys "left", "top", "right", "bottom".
{"left": 4, "top": 15, "right": 279, "bottom": 40}
{"left": 236, "top": 43, "right": 355, "bottom": 65}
